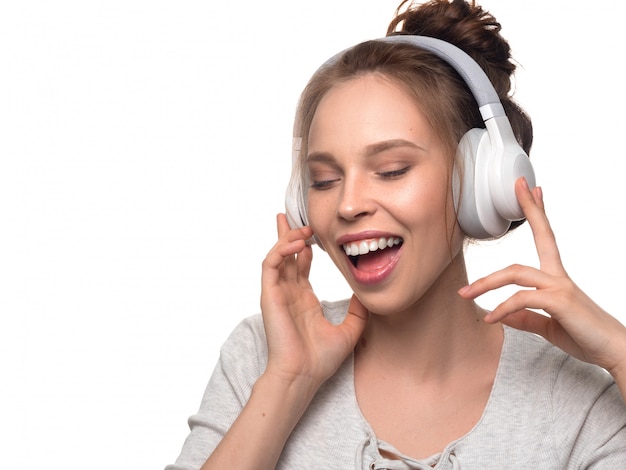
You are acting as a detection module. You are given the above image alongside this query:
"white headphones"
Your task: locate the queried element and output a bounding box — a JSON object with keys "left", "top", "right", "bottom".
{"left": 285, "top": 35, "right": 536, "bottom": 240}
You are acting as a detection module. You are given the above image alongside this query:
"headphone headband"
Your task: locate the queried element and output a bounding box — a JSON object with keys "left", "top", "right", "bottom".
{"left": 323, "top": 35, "right": 505, "bottom": 121}
{"left": 381, "top": 36, "right": 504, "bottom": 118}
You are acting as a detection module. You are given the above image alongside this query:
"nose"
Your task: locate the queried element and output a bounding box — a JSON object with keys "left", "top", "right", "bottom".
{"left": 336, "top": 173, "right": 375, "bottom": 221}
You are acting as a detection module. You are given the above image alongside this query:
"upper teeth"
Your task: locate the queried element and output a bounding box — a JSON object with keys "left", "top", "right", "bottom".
{"left": 342, "top": 237, "right": 402, "bottom": 257}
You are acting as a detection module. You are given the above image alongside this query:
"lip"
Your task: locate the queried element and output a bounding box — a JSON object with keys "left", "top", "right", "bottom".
{"left": 336, "top": 230, "right": 402, "bottom": 246}
{"left": 336, "top": 230, "right": 403, "bottom": 286}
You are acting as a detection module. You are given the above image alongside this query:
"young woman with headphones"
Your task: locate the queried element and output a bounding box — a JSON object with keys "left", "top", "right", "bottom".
{"left": 167, "top": 1, "right": 626, "bottom": 468}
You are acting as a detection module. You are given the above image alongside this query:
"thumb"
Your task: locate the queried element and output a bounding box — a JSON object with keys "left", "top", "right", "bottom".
{"left": 340, "top": 294, "right": 369, "bottom": 344}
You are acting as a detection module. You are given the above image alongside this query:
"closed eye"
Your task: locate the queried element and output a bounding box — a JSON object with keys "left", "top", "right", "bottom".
{"left": 378, "top": 166, "right": 412, "bottom": 179}
{"left": 310, "top": 179, "right": 340, "bottom": 190}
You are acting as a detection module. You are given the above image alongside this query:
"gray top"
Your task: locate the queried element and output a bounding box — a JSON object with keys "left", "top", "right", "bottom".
{"left": 166, "top": 299, "right": 626, "bottom": 469}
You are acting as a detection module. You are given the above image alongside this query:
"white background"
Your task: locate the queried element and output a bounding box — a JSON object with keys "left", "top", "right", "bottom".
{"left": 2, "top": 1, "right": 625, "bottom": 468}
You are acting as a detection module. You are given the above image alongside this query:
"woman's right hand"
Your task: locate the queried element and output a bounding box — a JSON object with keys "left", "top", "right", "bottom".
{"left": 202, "top": 215, "right": 367, "bottom": 469}
{"left": 260, "top": 213, "right": 369, "bottom": 390}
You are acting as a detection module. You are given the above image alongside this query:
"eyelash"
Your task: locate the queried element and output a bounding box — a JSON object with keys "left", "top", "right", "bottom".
{"left": 309, "top": 166, "right": 412, "bottom": 190}
{"left": 378, "top": 166, "right": 411, "bottom": 179}
{"left": 310, "top": 179, "right": 339, "bottom": 190}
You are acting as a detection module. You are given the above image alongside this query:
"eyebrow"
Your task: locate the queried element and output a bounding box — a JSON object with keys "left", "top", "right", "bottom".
{"left": 363, "top": 139, "right": 425, "bottom": 157}
{"left": 306, "top": 138, "right": 425, "bottom": 163}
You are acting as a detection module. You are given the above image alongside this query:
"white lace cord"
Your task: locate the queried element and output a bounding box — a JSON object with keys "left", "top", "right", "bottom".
{"left": 369, "top": 441, "right": 427, "bottom": 470}
{"left": 355, "top": 438, "right": 409, "bottom": 470}
{"left": 356, "top": 437, "right": 461, "bottom": 469}
{"left": 355, "top": 436, "right": 371, "bottom": 469}
{"left": 374, "top": 460, "right": 415, "bottom": 470}
{"left": 373, "top": 441, "right": 411, "bottom": 469}
{"left": 449, "top": 451, "right": 460, "bottom": 470}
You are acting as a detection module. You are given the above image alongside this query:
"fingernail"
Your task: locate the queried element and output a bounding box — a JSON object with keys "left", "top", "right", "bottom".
{"left": 457, "top": 285, "right": 471, "bottom": 296}
{"left": 520, "top": 176, "right": 529, "bottom": 190}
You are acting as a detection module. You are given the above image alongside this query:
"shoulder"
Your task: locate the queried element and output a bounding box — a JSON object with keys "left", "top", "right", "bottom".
{"left": 220, "top": 299, "right": 351, "bottom": 365}
{"left": 220, "top": 314, "right": 266, "bottom": 358}
{"left": 502, "top": 326, "right": 616, "bottom": 391}
{"left": 501, "top": 326, "right": 618, "bottom": 403}
{"left": 498, "top": 327, "right": 626, "bottom": 463}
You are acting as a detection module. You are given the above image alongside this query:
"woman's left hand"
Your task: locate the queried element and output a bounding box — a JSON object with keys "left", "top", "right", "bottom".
{"left": 458, "top": 177, "right": 626, "bottom": 389}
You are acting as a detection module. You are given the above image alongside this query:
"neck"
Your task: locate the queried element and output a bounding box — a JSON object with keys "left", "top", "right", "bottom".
{"left": 355, "top": 252, "right": 502, "bottom": 381}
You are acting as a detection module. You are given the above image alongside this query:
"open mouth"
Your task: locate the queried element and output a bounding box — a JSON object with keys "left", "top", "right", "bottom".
{"left": 342, "top": 237, "right": 403, "bottom": 270}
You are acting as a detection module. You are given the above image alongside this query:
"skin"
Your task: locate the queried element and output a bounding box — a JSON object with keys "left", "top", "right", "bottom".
{"left": 305, "top": 74, "right": 466, "bottom": 318}
{"left": 201, "top": 73, "right": 626, "bottom": 468}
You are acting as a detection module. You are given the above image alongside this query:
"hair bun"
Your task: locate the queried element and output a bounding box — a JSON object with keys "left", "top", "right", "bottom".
{"left": 387, "top": 0, "right": 514, "bottom": 99}
{"left": 387, "top": 0, "right": 532, "bottom": 157}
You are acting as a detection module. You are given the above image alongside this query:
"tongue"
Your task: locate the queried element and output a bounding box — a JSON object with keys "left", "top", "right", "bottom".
{"left": 356, "top": 246, "right": 401, "bottom": 272}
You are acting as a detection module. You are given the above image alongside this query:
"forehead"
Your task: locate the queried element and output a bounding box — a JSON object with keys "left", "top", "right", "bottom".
{"left": 308, "top": 74, "right": 434, "bottom": 154}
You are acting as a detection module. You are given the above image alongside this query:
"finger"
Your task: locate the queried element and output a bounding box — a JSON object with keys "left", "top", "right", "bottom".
{"left": 276, "top": 212, "right": 291, "bottom": 238}
{"left": 262, "top": 232, "right": 311, "bottom": 287}
{"left": 484, "top": 288, "right": 560, "bottom": 323}
{"left": 340, "top": 295, "right": 369, "bottom": 345}
{"left": 491, "top": 308, "right": 586, "bottom": 358}
{"left": 296, "top": 243, "right": 313, "bottom": 283}
{"left": 487, "top": 307, "right": 547, "bottom": 332}
{"left": 491, "top": 308, "right": 568, "bottom": 348}
{"left": 458, "top": 263, "right": 551, "bottom": 300}
{"left": 276, "top": 213, "right": 314, "bottom": 244}
{"left": 273, "top": 214, "right": 313, "bottom": 280}
{"left": 262, "top": 240, "right": 304, "bottom": 286}
{"left": 347, "top": 294, "right": 368, "bottom": 321}
{"left": 532, "top": 185, "right": 544, "bottom": 211}
{"left": 515, "top": 178, "right": 564, "bottom": 274}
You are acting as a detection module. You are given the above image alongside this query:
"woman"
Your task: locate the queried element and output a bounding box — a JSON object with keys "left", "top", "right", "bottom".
{"left": 167, "top": 1, "right": 626, "bottom": 468}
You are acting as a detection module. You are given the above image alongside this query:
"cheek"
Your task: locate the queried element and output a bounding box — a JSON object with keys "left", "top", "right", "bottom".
{"left": 396, "top": 172, "right": 463, "bottom": 249}
{"left": 306, "top": 190, "right": 332, "bottom": 239}
{"left": 392, "top": 175, "right": 448, "bottom": 223}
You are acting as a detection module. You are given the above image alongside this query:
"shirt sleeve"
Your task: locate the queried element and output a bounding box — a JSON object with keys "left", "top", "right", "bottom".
{"left": 164, "top": 314, "right": 268, "bottom": 470}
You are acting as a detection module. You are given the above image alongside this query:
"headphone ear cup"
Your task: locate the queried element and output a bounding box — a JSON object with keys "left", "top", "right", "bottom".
{"left": 285, "top": 168, "right": 306, "bottom": 230}
{"left": 454, "top": 128, "right": 510, "bottom": 239}
{"left": 284, "top": 166, "right": 321, "bottom": 247}
{"left": 285, "top": 137, "right": 308, "bottom": 231}
{"left": 486, "top": 117, "right": 536, "bottom": 222}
